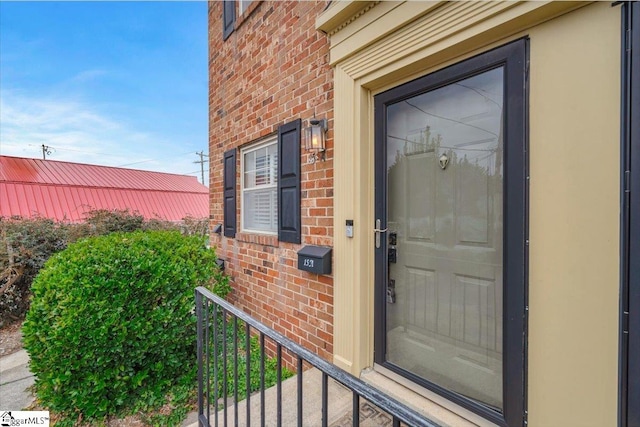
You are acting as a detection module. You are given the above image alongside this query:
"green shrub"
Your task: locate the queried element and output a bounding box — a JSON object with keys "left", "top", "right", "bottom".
{"left": 84, "top": 208, "right": 145, "bottom": 235}
{"left": 1, "top": 210, "right": 208, "bottom": 327}
{"left": 215, "top": 329, "right": 294, "bottom": 399}
{"left": 0, "top": 217, "right": 69, "bottom": 327}
{"left": 23, "top": 230, "right": 229, "bottom": 421}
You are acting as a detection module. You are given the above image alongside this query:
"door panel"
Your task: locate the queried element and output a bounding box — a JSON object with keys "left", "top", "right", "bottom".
{"left": 374, "top": 39, "right": 527, "bottom": 426}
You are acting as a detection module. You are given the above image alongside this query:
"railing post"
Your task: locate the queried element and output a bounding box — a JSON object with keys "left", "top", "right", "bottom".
{"left": 352, "top": 393, "right": 360, "bottom": 426}
{"left": 205, "top": 295, "right": 211, "bottom": 426}
{"left": 196, "top": 290, "right": 204, "bottom": 424}
{"left": 297, "top": 357, "right": 303, "bottom": 427}
{"left": 260, "top": 333, "right": 266, "bottom": 427}
{"left": 245, "top": 322, "right": 251, "bottom": 426}
{"left": 222, "top": 309, "right": 228, "bottom": 427}
{"left": 212, "top": 303, "right": 218, "bottom": 427}
{"left": 276, "top": 344, "right": 282, "bottom": 427}
{"left": 233, "top": 316, "right": 239, "bottom": 427}
{"left": 322, "top": 372, "right": 328, "bottom": 427}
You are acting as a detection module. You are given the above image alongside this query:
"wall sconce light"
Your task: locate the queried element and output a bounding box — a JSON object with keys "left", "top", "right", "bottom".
{"left": 305, "top": 118, "right": 327, "bottom": 164}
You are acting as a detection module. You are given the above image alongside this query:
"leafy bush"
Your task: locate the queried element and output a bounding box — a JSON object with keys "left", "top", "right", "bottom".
{"left": 1, "top": 210, "right": 208, "bottom": 327}
{"left": 84, "top": 208, "right": 145, "bottom": 235}
{"left": 0, "top": 217, "right": 69, "bottom": 327}
{"left": 215, "top": 329, "right": 294, "bottom": 399}
{"left": 23, "top": 230, "right": 229, "bottom": 422}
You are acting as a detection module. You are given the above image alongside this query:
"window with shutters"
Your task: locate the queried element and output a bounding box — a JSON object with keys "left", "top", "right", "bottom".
{"left": 224, "top": 120, "right": 300, "bottom": 242}
{"left": 222, "top": 0, "right": 253, "bottom": 40}
{"left": 222, "top": 0, "right": 235, "bottom": 40}
{"left": 241, "top": 137, "right": 278, "bottom": 234}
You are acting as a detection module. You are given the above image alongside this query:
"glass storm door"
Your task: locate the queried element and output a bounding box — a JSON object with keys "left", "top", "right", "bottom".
{"left": 374, "top": 40, "right": 527, "bottom": 425}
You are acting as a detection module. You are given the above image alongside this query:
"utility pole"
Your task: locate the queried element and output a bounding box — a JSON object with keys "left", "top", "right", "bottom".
{"left": 42, "top": 145, "right": 52, "bottom": 160}
{"left": 193, "top": 151, "right": 209, "bottom": 185}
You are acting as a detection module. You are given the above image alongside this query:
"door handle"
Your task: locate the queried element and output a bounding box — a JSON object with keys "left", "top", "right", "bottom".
{"left": 374, "top": 219, "right": 388, "bottom": 248}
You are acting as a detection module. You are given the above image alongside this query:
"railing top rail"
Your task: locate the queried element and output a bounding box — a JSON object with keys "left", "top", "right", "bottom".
{"left": 196, "top": 286, "right": 442, "bottom": 427}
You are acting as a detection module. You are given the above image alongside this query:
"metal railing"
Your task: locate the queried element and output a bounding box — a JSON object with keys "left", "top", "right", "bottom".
{"left": 196, "top": 286, "right": 441, "bottom": 427}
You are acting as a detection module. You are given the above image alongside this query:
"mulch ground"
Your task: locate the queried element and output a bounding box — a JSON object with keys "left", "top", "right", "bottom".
{"left": 0, "top": 321, "right": 24, "bottom": 356}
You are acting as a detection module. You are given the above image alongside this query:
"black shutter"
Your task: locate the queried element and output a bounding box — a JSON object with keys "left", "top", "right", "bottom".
{"left": 222, "top": 0, "right": 235, "bottom": 40}
{"left": 278, "top": 119, "right": 302, "bottom": 243}
{"left": 223, "top": 149, "right": 237, "bottom": 238}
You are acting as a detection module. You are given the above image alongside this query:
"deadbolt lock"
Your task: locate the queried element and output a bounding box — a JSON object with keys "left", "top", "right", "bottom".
{"left": 389, "top": 232, "right": 397, "bottom": 246}
{"left": 388, "top": 247, "right": 397, "bottom": 264}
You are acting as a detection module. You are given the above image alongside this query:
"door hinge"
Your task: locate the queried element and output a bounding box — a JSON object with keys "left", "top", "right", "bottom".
{"left": 627, "top": 29, "right": 632, "bottom": 52}
{"left": 625, "top": 170, "right": 631, "bottom": 193}
{"left": 623, "top": 311, "right": 630, "bottom": 334}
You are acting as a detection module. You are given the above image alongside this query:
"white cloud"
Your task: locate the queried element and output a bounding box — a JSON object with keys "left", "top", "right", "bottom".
{"left": 0, "top": 90, "right": 207, "bottom": 185}
{"left": 70, "top": 69, "right": 109, "bottom": 84}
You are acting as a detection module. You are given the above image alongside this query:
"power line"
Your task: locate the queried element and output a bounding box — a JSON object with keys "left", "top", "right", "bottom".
{"left": 118, "top": 159, "right": 161, "bottom": 167}
{"left": 184, "top": 169, "right": 209, "bottom": 175}
{"left": 404, "top": 100, "right": 499, "bottom": 138}
{"left": 26, "top": 143, "right": 211, "bottom": 175}
{"left": 117, "top": 150, "right": 196, "bottom": 167}
{"left": 29, "top": 144, "right": 120, "bottom": 158}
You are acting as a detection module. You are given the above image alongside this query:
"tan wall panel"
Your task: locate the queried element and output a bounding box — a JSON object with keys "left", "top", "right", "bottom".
{"left": 333, "top": 66, "right": 356, "bottom": 371}
{"left": 528, "top": 3, "right": 619, "bottom": 426}
{"left": 326, "top": 1, "right": 621, "bottom": 425}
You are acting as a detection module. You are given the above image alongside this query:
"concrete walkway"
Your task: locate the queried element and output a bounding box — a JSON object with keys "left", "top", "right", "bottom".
{"left": 0, "top": 350, "right": 465, "bottom": 426}
{"left": 186, "top": 368, "right": 359, "bottom": 427}
{"left": 189, "top": 368, "right": 478, "bottom": 426}
{"left": 0, "top": 349, "right": 201, "bottom": 424}
{"left": 0, "top": 350, "right": 356, "bottom": 426}
{"left": 0, "top": 349, "right": 35, "bottom": 410}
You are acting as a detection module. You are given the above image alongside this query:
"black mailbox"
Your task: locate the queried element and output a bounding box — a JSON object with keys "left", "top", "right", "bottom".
{"left": 297, "top": 246, "right": 332, "bottom": 275}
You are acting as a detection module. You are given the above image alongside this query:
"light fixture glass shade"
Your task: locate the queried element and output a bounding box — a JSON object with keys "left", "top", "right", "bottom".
{"left": 305, "top": 119, "right": 326, "bottom": 152}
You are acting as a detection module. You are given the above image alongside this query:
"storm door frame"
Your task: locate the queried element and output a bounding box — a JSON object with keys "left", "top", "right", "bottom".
{"left": 620, "top": 2, "right": 640, "bottom": 427}
{"left": 373, "top": 38, "right": 529, "bottom": 427}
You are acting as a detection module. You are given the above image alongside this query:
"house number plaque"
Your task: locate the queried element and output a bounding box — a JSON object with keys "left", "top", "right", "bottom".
{"left": 297, "top": 245, "right": 332, "bottom": 275}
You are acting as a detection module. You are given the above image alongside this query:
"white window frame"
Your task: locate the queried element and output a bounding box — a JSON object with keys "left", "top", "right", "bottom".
{"left": 241, "top": 137, "right": 278, "bottom": 235}
{"left": 239, "top": 0, "right": 251, "bottom": 16}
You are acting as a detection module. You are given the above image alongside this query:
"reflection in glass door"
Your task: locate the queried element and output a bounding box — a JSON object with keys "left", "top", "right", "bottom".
{"left": 383, "top": 68, "right": 504, "bottom": 409}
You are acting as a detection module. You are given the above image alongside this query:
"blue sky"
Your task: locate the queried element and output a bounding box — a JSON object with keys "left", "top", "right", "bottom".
{"left": 0, "top": 1, "right": 210, "bottom": 184}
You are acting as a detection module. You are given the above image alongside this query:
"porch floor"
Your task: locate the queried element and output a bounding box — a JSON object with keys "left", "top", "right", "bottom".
{"left": 185, "top": 367, "right": 480, "bottom": 427}
{"left": 185, "top": 368, "right": 392, "bottom": 426}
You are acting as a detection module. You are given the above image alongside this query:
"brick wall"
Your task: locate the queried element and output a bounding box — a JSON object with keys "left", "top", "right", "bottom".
{"left": 208, "top": 0, "right": 334, "bottom": 362}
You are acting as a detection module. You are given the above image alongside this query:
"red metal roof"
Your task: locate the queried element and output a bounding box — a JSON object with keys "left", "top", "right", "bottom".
{"left": 0, "top": 156, "right": 209, "bottom": 222}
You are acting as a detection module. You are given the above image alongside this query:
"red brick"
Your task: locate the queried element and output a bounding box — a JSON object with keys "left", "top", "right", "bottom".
{"left": 209, "top": 0, "right": 334, "bottom": 362}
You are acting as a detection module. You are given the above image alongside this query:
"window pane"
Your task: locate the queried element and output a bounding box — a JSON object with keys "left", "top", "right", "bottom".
{"left": 243, "top": 188, "right": 277, "bottom": 232}
{"left": 242, "top": 138, "right": 278, "bottom": 234}
{"left": 256, "top": 150, "right": 270, "bottom": 185}
{"left": 269, "top": 143, "right": 278, "bottom": 184}
{"left": 244, "top": 150, "right": 256, "bottom": 188}
{"left": 239, "top": 0, "right": 251, "bottom": 15}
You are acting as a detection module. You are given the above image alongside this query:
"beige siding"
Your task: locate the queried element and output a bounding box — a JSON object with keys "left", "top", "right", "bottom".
{"left": 323, "top": 1, "right": 621, "bottom": 425}
{"left": 527, "top": 4, "right": 620, "bottom": 426}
